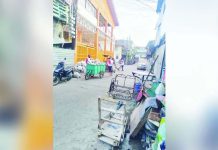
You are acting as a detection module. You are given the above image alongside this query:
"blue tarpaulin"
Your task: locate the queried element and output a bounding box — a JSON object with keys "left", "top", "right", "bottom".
{"left": 156, "top": 0, "right": 165, "bottom": 13}
{"left": 158, "top": 34, "right": 166, "bottom": 47}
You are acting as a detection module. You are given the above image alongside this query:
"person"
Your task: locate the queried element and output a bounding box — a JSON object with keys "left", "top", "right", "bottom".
{"left": 112, "top": 57, "right": 118, "bottom": 70}
{"left": 119, "top": 58, "right": 124, "bottom": 71}
{"left": 85, "top": 55, "right": 91, "bottom": 64}
{"left": 110, "top": 57, "right": 114, "bottom": 66}
{"left": 107, "top": 57, "right": 113, "bottom": 75}
{"left": 60, "top": 57, "right": 66, "bottom": 69}
{"left": 110, "top": 57, "right": 115, "bottom": 72}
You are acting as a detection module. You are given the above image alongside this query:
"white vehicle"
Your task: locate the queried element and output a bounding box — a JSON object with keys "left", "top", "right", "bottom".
{"left": 137, "top": 63, "right": 146, "bottom": 71}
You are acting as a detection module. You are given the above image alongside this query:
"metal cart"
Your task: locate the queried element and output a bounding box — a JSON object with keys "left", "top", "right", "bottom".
{"left": 97, "top": 97, "right": 128, "bottom": 147}
{"left": 108, "top": 74, "right": 140, "bottom": 100}
{"left": 85, "top": 63, "right": 106, "bottom": 80}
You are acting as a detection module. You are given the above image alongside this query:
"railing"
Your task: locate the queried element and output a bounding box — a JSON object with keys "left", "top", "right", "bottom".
{"left": 75, "top": 42, "right": 114, "bottom": 63}
{"left": 76, "top": 43, "right": 96, "bottom": 62}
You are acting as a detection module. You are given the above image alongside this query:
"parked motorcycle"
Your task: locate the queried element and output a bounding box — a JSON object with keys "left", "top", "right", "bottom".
{"left": 53, "top": 61, "right": 74, "bottom": 86}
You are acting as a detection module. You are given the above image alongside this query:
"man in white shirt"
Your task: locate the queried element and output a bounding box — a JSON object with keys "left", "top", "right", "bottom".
{"left": 119, "top": 58, "right": 124, "bottom": 71}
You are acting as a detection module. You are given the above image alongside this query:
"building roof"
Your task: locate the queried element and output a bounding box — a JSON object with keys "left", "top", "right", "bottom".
{"left": 107, "top": 0, "right": 119, "bottom": 26}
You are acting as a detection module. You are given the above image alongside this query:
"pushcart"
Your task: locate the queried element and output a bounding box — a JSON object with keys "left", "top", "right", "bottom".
{"left": 97, "top": 97, "right": 128, "bottom": 147}
{"left": 108, "top": 74, "right": 140, "bottom": 100}
{"left": 85, "top": 63, "right": 106, "bottom": 80}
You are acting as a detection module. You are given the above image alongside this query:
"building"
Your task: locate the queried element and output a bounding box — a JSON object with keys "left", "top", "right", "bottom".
{"left": 53, "top": 0, "right": 119, "bottom": 67}
{"left": 114, "top": 46, "right": 122, "bottom": 62}
{"left": 115, "top": 39, "right": 133, "bottom": 63}
{"left": 75, "top": 0, "right": 119, "bottom": 63}
{"left": 146, "top": 0, "right": 165, "bottom": 81}
{"left": 134, "top": 46, "right": 147, "bottom": 58}
{"left": 115, "top": 39, "right": 133, "bottom": 53}
{"left": 153, "top": 0, "right": 166, "bottom": 81}
{"left": 53, "top": 0, "right": 77, "bottom": 68}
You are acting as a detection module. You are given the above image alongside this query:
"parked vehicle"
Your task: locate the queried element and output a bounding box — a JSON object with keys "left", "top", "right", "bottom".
{"left": 137, "top": 63, "right": 146, "bottom": 71}
{"left": 53, "top": 61, "right": 74, "bottom": 86}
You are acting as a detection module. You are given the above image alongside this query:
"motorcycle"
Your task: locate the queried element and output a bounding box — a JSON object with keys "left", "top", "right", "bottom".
{"left": 53, "top": 61, "right": 74, "bottom": 86}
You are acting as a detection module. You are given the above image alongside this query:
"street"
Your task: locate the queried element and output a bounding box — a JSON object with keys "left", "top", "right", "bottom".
{"left": 54, "top": 64, "right": 142, "bottom": 150}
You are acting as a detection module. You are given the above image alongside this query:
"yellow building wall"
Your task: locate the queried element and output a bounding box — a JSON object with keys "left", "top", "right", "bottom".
{"left": 90, "top": 0, "right": 115, "bottom": 27}
{"left": 75, "top": 0, "right": 116, "bottom": 63}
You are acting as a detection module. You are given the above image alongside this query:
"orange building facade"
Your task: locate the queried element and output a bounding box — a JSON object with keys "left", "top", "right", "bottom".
{"left": 75, "top": 0, "right": 119, "bottom": 63}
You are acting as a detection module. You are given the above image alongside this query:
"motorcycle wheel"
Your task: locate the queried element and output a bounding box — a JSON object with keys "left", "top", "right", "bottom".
{"left": 85, "top": 74, "right": 90, "bottom": 80}
{"left": 53, "top": 76, "right": 60, "bottom": 86}
{"left": 67, "top": 72, "right": 73, "bottom": 81}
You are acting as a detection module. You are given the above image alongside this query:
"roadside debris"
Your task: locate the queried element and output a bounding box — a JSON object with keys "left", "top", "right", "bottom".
{"left": 97, "top": 69, "right": 166, "bottom": 149}
{"left": 108, "top": 74, "right": 139, "bottom": 100}
{"left": 97, "top": 97, "right": 128, "bottom": 147}
{"left": 74, "top": 61, "right": 86, "bottom": 73}
{"left": 73, "top": 72, "right": 81, "bottom": 78}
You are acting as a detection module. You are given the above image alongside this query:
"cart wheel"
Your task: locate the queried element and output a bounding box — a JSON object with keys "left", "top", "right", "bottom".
{"left": 99, "top": 72, "right": 103, "bottom": 78}
{"left": 85, "top": 74, "right": 90, "bottom": 80}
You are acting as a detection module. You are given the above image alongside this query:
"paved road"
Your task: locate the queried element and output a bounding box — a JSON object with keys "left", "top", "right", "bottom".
{"left": 54, "top": 64, "right": 142, "bottom": 150}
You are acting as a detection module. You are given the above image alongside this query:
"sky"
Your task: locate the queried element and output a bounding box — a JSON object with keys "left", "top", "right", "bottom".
{"left": 113, "top": 0, "right": 158, "bottom": 47}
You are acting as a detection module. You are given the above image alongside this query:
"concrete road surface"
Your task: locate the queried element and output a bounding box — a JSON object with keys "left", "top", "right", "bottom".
{"left": 54, "top": 64, "right": 142, "bottom": 150}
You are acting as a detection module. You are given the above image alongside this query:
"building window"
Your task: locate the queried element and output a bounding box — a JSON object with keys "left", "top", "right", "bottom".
{"left": 77, "top": 15, "right": 96, "bottom": 47}
{"left": 86, "top": 0, "right": 97, "bottom": 18}
{"left": 78, "top": 0, "right": 97, "bottom": 18}
{"left": 78, "top": 0, "right": 86, "bottom": 8}
{"left": 112, "top": 40, "right": 115, "bottom": 52}
{"left": 107, "top": 23, "right": 112, "bottom": 36}
{"left": 106, "top": 37, "right": 111, "bottom": 51}
{"left": 98, "top": 32, "right": 105, "bottom": 51}
{"left": 99, "top": 14, "right": 106, "bottom": 33}
{"left": 81, "top": 32, "right": 95, "bottom": 47}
